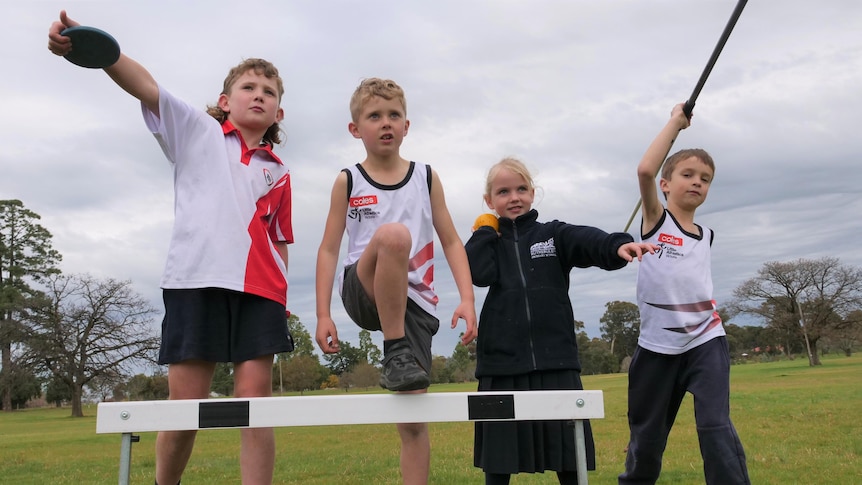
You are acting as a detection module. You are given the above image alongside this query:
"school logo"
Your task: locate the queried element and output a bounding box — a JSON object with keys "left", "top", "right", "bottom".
{"left": 263, "top": 168, "right": 274, "bottom": 186}
{"left": 530, "top": 238, "right": 556, "bottom": 259}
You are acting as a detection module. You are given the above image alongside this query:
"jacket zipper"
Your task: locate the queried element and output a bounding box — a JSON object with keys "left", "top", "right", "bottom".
{"left": 512, "top": 222, "right": 538, "bottom": 369}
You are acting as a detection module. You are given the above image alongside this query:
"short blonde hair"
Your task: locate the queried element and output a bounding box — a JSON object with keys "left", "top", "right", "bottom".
{"left": 349, "top": 78, "right": 407, "bottom": 122}
{"left": 484, "top": 157, "right": 536, "bottom": 200}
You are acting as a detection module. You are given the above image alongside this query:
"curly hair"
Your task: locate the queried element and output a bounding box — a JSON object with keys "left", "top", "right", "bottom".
{"left": 205, "top": 58, "right": 285, "bottom": 145}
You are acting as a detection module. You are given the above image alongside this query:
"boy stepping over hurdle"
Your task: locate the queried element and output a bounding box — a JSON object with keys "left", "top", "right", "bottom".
{"left": 315, "top": 78, "right": 477, "bottom": 485}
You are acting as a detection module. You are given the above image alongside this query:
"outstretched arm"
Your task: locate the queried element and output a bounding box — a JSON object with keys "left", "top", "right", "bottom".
{"left": 48, "top": 10, "right": 160, "bottom": 115}
{"left": 430, "top": 169, "right": 478, "bottom": 346}
{"left": 617, "top": 242, "right": 659, "bottom": 262}
{"left": 638, "top": 103, "right": 690, "bottom": 232}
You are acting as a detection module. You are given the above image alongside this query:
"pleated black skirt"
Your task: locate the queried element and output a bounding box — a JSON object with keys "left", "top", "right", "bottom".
{"left": 473, "top": 369, "right": 597, "bottom": 474}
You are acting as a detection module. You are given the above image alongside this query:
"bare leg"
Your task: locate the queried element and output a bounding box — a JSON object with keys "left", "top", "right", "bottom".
{"left": 355, "top": 223, "right": 411, "bottom": 339}
{"left": 155, "top": 360, "right": 216, "bottom": 485}
{"left": 397, "top": 389, "right": 430, "bottom": 485}
{"left": 234, "top": 355, "right": 276, "bottom": 485}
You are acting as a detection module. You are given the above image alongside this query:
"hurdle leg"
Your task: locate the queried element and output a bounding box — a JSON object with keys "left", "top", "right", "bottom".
{"left": 574, "top": 419, "right": 588, "bottom": 485}
{"left": 117, "top": 433, "right": 138, "bottom": 485}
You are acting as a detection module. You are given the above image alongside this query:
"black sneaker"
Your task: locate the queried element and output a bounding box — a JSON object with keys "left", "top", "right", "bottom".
{"left": 379, "top": 341, "right": 429, "bottom": 391}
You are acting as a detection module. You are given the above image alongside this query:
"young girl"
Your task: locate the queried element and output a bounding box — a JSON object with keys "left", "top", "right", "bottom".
{"left": 48, "top": 11, "right": 293, "bottom": 485}
{"left": 466, "top": 158, "right": 656, "bottom": 485}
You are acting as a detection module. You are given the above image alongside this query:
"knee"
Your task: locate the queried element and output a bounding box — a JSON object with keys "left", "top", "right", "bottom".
{"left": 375, "top": 224, "right": 412, "bottom": 255}
{"left": 234, "top": 378, "right": 272, "bottom": 398}
{"left": 397, "top": 422, "right": 427, "bottom": 441}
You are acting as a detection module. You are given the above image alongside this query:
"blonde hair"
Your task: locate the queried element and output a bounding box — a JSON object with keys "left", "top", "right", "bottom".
{"left": 349, "top": 78, "right": 407, "bottom": 123}
{"left": 205, "top": 58, "right": 285, "bottom": 145}
{"left": 484, "top": 157, "right": 536, "bottom": 200}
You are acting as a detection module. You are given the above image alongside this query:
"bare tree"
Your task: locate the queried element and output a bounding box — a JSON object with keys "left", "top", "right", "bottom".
{"left": 731, "top": 257, "right": 862, "bottom": 366}
{"left": 825, "top": 309, "right": 862, "bottom": 357}
{"left": 23, "top": 273, "right": 160, "bottom": 416}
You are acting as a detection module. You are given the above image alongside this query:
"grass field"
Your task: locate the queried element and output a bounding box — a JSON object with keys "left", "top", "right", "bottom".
{"left": 1, "top": 354, "right": 860, "bottom": 484}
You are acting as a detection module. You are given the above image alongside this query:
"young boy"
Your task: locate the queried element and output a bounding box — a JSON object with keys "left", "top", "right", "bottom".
{"left": 48, "top": 11, "right": 294, "bottom": 485}
{"left": 619, "top": 103, "right": 750, "bottom": 485}
{"left": 315, "top": 78, "right": 477, "bottom": 484}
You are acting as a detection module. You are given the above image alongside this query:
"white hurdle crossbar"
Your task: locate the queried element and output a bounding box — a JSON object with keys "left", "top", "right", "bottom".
{"left": 97, "top": 390, "right": 604, "bottom": 485}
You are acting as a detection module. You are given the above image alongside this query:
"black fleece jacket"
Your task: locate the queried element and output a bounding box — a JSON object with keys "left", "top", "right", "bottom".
{"left": 466, "top": 209, "right": 634, "bottom": 377}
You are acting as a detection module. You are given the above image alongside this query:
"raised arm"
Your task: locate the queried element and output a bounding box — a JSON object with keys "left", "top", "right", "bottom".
{"left": 315, "top": 172, "right": 349, "bottom": 354}
{"left": 430, "top": 169, "right": 478, "bottom": 345}
{"left": 48, "top": 10, "right": 160, "bottom": 115}
{"left": 638, "top": 103, "right": 691, "bottom": 232}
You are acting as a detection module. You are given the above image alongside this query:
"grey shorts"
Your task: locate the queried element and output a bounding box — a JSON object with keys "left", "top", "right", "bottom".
{"left": 341, "top": 263, "right": 439, "bottom": 371}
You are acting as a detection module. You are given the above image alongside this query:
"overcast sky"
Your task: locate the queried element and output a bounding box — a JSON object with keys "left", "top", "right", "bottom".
{"left": 3, "top": 1, "right": 860, "bottom": 361}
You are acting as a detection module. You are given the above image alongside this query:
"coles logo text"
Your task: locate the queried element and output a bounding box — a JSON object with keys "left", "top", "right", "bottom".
{"left": 658, "top": 233, "right": 683, "bottom": 246}
{"left": 350, "top": 195, "right": 378, "bottom": 207}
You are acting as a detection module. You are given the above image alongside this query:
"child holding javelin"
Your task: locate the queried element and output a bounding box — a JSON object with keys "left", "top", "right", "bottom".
{"left": 619, "top": 104, "right": 750, "bottom": 484}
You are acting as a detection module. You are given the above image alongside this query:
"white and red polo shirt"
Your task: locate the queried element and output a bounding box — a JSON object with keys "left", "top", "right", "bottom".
{"left": 142, "top": 86, "right": 292, "bottom": 305}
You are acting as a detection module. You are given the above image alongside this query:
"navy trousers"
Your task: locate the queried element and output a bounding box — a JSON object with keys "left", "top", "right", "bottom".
{"left": 619, "top": 337, "right": 750, "bottom": 485}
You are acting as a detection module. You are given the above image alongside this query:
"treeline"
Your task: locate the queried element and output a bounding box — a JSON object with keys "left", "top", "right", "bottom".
{"left": 3, "top": 199, "right": 860, "bottom": 413}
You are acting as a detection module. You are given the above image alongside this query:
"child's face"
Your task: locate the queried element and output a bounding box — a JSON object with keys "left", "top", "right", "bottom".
{"left": 349, "top": 96, "right": 409, "bottom": 156}
{"left": 485, "top": 168, "right": 534, "bottom": 219}
{"left": 218, "top": 69, "right": 284, "bottom": 135}
{"left": 660, "top": 156, "right": 714, "bottom": 209}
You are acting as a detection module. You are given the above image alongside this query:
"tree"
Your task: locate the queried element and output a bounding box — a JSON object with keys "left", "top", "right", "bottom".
{"left": 358, "top": 329, "right": 382, "bottom": 366}
{"left": 599, "top": 301, "right": 640, "bottom": 361}
{"left": 322, "top": 340, "right": 364, "bottom": 376}
{"left": 578, "top": 333, "right": 617, "bottom": 375}
{"left": 447, "top": 334, "right": 477, "bottom": 382}
{"left": 429, "top": 355, "right": 452, "bottom": 384}
{"left": 279, "top": 354, "right": 328, "bottom": 394}
{"left": 0, "top": 199, "right": 62, "bottom": 412}
{"left": 210, "top": 362, "right": 234, "bottom": 396}
{"left": 86, "top": 367, "right": 126, "bottom": 403}
{"left": 126, "top": 372, "right": 169, "bottom": 401}
{"left": 274, "top": 315, "right": 318, "bottom": 393}
{"left": 340, "top": 362, "right": 379, "bottom": 390}
{"left": 284, "top": 314, "right": 315, "bottom": 360}
{"left": 824, "top": 309, "right": 862, "bottom": 357}
{"left": 23, "top": 273, "right": 160, "bottom": 416}
{"left": 731, "top": 257, "right": 862, "bottom": 366}
{"left": 0, "top": 361, "right": 42, "bottom": 409}
{"left": 46, "top": 375, "right": 72, "bottom": 407}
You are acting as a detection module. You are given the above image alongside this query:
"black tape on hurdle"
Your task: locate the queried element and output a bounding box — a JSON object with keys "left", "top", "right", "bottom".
{"left": 467, "top": 394, "right": 516, "bottom": 420}
{"left": 199, "top": 400, "right": 250, "bottom": 428}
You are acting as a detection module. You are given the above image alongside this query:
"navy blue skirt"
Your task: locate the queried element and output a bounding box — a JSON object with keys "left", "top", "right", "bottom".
{"left": 474, "top": 369, "right": 597, "bottom": 474}
{"left": 158, "top": 288, "right": 293, "bottom": 364}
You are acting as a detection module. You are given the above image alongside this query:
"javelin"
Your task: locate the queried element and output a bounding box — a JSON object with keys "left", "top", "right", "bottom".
{"left": 624, "top": 0, "right": 748, "bottom": 233}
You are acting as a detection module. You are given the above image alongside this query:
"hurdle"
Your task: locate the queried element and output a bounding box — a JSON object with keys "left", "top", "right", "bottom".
{"left": 97, "top": 390, "right": 604, "bottom": 485}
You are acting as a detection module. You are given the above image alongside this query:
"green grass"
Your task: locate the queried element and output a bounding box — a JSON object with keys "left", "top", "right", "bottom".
{"left": 1, "top": 355, "right": 860, "bottom": 484}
